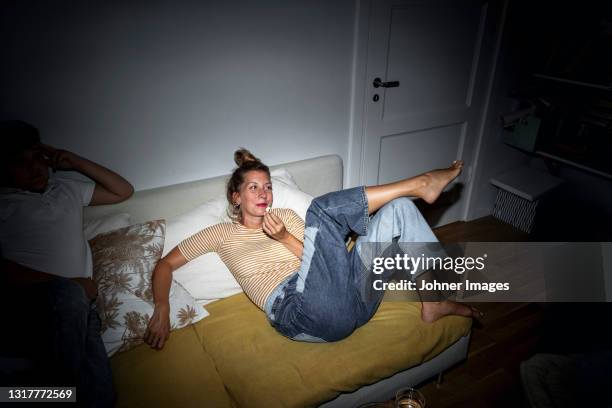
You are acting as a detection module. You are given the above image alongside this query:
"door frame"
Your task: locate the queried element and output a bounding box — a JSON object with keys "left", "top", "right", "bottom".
{"left": 347, "top": 0, "right": 509, "bottom": 221}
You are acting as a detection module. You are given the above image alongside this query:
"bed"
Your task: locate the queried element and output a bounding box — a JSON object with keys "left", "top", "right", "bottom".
{"left": 84, "top": 154, "right": 471, "bottom": 407}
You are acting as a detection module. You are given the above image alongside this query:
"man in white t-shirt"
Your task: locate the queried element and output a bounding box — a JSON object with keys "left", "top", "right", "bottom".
{"left": 0, "top": 120, "right": 134, "bottom": 407}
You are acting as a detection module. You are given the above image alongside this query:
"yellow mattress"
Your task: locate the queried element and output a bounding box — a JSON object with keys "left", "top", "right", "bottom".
{"left": 195, "top": 293, "right": 471, "bottom": 408}
{"left": 111, "top": 322, "right": 233, "bottom": 408}
{"left": 111, "top": 293, "right": 470, "bottom": 407}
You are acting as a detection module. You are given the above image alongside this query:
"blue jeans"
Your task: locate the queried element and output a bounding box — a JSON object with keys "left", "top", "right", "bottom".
{"left": 264, "top": 186, "right": 439, "bottom": 342}
{"left": 0, "top": 278, "right": 115, "bottom": 407}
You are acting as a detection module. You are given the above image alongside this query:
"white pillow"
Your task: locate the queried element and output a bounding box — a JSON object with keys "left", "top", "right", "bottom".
{"left": 270, "top": 168, "right": 313, "bottom": 220}
{"left": 270, "top": 168, "right": 299, "bottom": 187}
{"left": 165, "top": 198, "right": 243, "bottom": 302}
{"left": 166, "top": 168, "right": 314, "bottom": 302}
{"left": 83, "top": 213, "right": 131, "bottom": 240}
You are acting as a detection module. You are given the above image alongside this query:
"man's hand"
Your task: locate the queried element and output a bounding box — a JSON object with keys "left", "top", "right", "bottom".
{"left": 39, "top": 143, "right": 134, "bottom": 205}
{"left": 70, "top": 277, "right": 98, "bottom": 301}
{"left": 145, "top": 304, "right": 171, "bottom": 350}
{"left": 262, "top": 212, "right": 289, "bottom": 241}
{"left": 39, "top": 144, "right": 82, "bottom": 172}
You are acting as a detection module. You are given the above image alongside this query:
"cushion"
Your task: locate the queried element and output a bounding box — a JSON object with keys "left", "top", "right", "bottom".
{"left": 165, "top": 168, "right": 313, "bottom": 302}
{"left": 164, "top": 197, "right": 242, "bottom": 302}
{"left": 110, "top": 324, "right": 233, "bottom": 408}
{"left": 90, "top": 220, "right": 208, "bottom": 356}
{"left": 196, "top": 293, "right": 472, "bottom": 407}
{"left": 269, "top": 168, "right": 313, "bottom": 221}
{"left": 83, "top": 212, "right": 131, "bottom": 241}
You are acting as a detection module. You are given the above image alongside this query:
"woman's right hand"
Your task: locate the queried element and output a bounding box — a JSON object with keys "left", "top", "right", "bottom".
{"left": 145, "top": 303, "right": 170, "bottom": 349}
{"left": 144, "top": 248, "right": 188, "bottom": 350}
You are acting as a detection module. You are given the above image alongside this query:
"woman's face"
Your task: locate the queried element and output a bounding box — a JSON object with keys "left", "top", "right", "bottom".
{"left": 233, "top": 170, "right": 273, "bottom": 220}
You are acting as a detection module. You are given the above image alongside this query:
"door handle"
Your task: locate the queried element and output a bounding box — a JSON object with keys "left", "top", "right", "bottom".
{"left": 373, "top": 77, "right": 400, "bottom": 88}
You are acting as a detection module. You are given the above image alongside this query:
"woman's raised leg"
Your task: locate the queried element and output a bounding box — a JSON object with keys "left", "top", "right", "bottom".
{"left": 355, "top": 160, "right": 484, "bottom": 324}
{"left": 365, "top": 160, "right": 464, "bottom": 214}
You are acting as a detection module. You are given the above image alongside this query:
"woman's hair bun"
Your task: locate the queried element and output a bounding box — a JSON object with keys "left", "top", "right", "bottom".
{"left": 234, "top": 148, "right": 261, "bottom": 167}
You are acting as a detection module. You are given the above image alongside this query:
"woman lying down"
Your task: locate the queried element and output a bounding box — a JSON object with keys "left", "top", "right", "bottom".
{"left": 145, "top": 149, "right": 482, "bottom": 349}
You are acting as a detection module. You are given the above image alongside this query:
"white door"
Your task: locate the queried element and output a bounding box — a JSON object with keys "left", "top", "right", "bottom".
{"left": 361, "top": 0, "right": 502, "bottom": 226}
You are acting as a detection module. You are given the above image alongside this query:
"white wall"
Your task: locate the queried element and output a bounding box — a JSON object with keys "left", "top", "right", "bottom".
{"left": 466, "top": 0, "right": 531, "bottom": 220}
{"left": 466, "top": 58, "right": 531, "bottom": 219}
{"left": 1, "top": 0, "right": 355, "bottom": 190}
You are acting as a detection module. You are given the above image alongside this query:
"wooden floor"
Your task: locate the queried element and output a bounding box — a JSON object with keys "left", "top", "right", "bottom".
{"left": 404, "top": 216, "right": 542, "bottom": 407}
{"left": 432, "top": 215, "right": 529, "bottom": 243}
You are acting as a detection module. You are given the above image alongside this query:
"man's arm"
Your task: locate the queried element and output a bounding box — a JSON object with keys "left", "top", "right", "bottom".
{"left": 40, "top": 144, "right": 134, "bottom": 206}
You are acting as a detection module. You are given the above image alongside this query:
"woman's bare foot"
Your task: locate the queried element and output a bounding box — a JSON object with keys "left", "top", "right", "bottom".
{"left": 421, "top": 300, "right": 482, "bottom": 323}
{"left": 415, "top": 160, "right": 464, "bottom": 204}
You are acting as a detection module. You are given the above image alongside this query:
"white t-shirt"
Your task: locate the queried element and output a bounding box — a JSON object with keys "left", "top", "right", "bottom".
{"left": 0, "top": 176, "right": 96, "bottom": 279}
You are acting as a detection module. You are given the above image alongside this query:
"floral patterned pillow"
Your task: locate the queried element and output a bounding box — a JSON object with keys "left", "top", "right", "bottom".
{"left": 89, "top": 220, "right": 209, "bottom": 356}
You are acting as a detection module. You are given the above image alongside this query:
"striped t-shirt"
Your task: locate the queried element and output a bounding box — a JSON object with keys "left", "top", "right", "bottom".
{"left": 178, "top": 208, "right": 305, "bottom": 309}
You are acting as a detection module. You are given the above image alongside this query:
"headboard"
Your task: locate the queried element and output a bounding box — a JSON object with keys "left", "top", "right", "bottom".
{"left": 84, "top": 154, "right": 343, "bottom": 224}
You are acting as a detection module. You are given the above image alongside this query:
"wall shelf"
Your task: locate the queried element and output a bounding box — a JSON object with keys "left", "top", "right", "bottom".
{"left": 533, "top": 73, "right": 612, "bottom": 92}
{"left": 523, "top": 74, "right": 612, "bottom": 180}
{"left": 535, "top": 149, "right": 612, "bottom": 180}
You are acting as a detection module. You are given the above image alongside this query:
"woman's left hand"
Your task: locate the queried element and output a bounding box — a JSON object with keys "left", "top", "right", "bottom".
{"left": 262, "top": 212, "right": 289, "bottom": 241}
